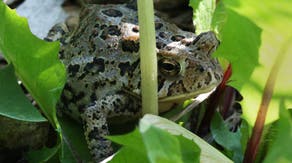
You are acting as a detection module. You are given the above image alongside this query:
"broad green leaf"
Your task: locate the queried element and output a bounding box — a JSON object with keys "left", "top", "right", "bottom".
{"left": 263, "top": 101, "right": 292, "bottom": 163}
{"left": 0, "top": 1, "right": 66, "bottom": 126}
{"left": 223, "top": 0, "right": 292, "bottom": 125}
{"left": 211, "top": 1, "right": 227, "bottom": 39}
{"left": 176, "top": 135, "right": 200, "bottom": 163}
{"left": 109, "top": 118, "right": 201, "bottom": 163}
{"left": 141, "top": 114, "right": 232, "bottom": 163}
{"left": 0, "top": 65, "right": 46, "bottom": 122}
{"left": 140, "top": 125, "right": 184, "bottom": 163}
{"left": 239, "top": 119, "right": 249, "bottom": 154}
{"left": 189, "top": 0, "right": 217, "bottom": 34}
{"left": 107, "top": 128, "right": 147, "bottom": 155}
{"left": 58, "top": 116, "right": 91, "bottom": 162}
{"left": 60, "top": 138, "right": 76, "bottom": 163}
{"left": 108, "top": 128, "right": 148, "bottom": 163}
{"left": 210, "top": 112, "right": 243, "bottom": 163}
{"left": 109, "top": 146, "right": 148, "bottom": 163}
{"left": 26, "top": 146, "right": 60, "bottom": 163}
{"left": 213, "top": 7, "right": 262, "bottom": 90}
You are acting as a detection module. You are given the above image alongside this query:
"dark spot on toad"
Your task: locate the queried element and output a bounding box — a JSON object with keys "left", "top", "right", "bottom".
{"left": 100, "top": 24, "right": 107, "bottom": 30}
{"left": 132, "top": 26, "right": 139, "bottom": 33}
{"left": 118, "top": 62, "right": 131, "bottom": 76}
{"left": 101, "top": 125, "right": 107, "bottom": 130}
{"left": 93, "top": 58, "right": 105, "bottom": 73}
{"left": 68, "top": 64, "right": 80, "bottom": 77}
{"left": 110, "top": 80, "right": 116, "bottom": 85}
{"left": 100, "top": 31, "right": 107, "bottom": 40}
{"left": 171, "top": 35, "right": 185, "bottom": 42}
{"left": 94, "top": 23, "right": 99, "bottom": 28}
{"left": 155, "top": 22, "right": 163, "bottom": 30}
{"left": 90, "top": 93, "right": 97, "bottom": 101}
{"left": 121, "top": 40, "right": 139, "bottom": 53}
{"left": 158, "top": 78, "right": 165, "bottom": 92}
{"left": 108, "top": 25, "right": 121, "bottom": 36}
{"left": 118, "top": 59, "right": 139, "bottom": 76}
{"left": 88, "top": 127, "right": 100, "bottom": 141}
{"left": 84, "top": 62, "right": 94, "bottom": 72}
{"left": 101, "top": 9, "right": 123, "bottom": 17}
{"left": 156, "top": 42, "right": 166, "bottom": 49}
{"left": 78, "top": 104, "right": 85, "bottom": 113}
{"left": 165, "top": 46, "right": 173, "bottom": 51}
{"left": 197, "top": 82, "right": 202, "bottom": 88}
{"left": 100, "top": 25, "right": 121, "bottom": 40}
{"left": 78, "top": 73, "right": 87, "bottom": 80}
{"left": 92, "top": 113, "right": 100, "bottom": 120}
{"left": 159, "top": 32, "right": 167, "bottom": 39}
{"left": 44, "top": 37, "right": 52, "bottom": 42}
{"left": 192, "top": 32, "right": 205, "bottom": 45}
{"left": 197, "top": 65, "right": 205, "bottom": 73}
{"left": 76, "top": 92, "right": 85, "bottom": 100}
{"left": 59, "top": 49, "right": 65, "bottom": 59}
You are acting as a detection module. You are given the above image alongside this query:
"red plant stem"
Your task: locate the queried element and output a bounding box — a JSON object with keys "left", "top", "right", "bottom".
{"left": 219, "top": 64, "right": 232, "bottom": 91}
{"left": 243, "top": 74, "right": 275, "bottom": 163}
{"left": 243, "top": 38, "right": 290, "bottom": 163}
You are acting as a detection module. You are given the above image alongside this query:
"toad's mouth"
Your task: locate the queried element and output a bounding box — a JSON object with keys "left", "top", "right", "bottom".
{"left": 158, "top": 84, "right": 217, "bottom": 103}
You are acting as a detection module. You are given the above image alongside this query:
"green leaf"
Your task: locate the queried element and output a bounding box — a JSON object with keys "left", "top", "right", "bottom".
{"left": 58, "top": 116, "right": 91, "bottom": 162}
{"left": 109, "top": 146, "right": 148, "bottom": 163}
{"left": 0, "top": 1, "right": 66, "bottom": 126}
{"left": 140, "top": 115, "right": 231, "bottom": 163}
{"left": 109, "top": 117, "right": 201, "bottom": 163}
{"left": 211, "top": 1, "right": 227, "bottom": 39}
{"left": 239, "top": 119, "right": 249, "bottom": 154}
{"left": 222, "top": 0, "right": 292, "bottom": 125}
{"left": 108, "top": 128, "right": 148, "bottom": 163}
{"left": 176, "top": 135, "right": 200, "bottom": 163}
{"left": 107, "top": 128, "right": 147, "bottom": 155}
{"left": 60, "top": 138, "right": 76, "bottom": 163}
{"left": 210, "top": 112, "right": 243, "bottom": 163}
{"left": 213, "top": 7, "right": 262, "bottom": 90}
{"left": 189, "top": 0, "right": 217, "bottom": 34}
{"left": 140, "top": 125, "right": 183, "bottom": 163}
{"left": 26, "top": 146, "right": 60, "bottom": 163}
{"left": 0, "top": 65, "right": 46, "bottom": 122}
{"left": 264, "top": 101, "right": 292, "bottom": 163}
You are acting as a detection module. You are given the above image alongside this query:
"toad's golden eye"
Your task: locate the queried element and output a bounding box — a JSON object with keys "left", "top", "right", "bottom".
{"left": 158, "top": 58, "right": 181, "bottom": 77}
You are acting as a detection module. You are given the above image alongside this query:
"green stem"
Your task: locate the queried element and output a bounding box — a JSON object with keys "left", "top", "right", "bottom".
{"left": 137, "top": 0, "right": 158, "bottom": 115}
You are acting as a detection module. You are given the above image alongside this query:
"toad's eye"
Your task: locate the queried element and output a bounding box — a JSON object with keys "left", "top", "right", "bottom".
{"left": 158, "top": 58, "right": 181, "bottom": 77}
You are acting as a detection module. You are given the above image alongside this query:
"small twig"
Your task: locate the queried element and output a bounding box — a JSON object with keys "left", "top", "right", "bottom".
{"left": 170, "top": 90, "right": 215, "bottom": 122}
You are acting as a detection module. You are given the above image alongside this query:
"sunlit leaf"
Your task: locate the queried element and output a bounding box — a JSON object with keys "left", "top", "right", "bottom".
{"left": 223, "top": 0, "right": 292, "bottom": 125}
{"left": 263, "top": 101, "right": 292, "bottom": 163}
{"left": 189, "top": 0, "right": 217, "bottom": 34}
{"left": 0, "top": 1, "right": 66, "bottom": 126}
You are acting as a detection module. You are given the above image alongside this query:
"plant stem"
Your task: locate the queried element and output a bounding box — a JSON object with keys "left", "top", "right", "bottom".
{"left": 137, "top": 0, "right": 158, "bottom": 115}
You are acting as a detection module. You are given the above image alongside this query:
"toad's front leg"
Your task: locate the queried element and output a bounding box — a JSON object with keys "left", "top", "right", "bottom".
{"left": 81, "top": 94, "right": 138, "bottom": 162}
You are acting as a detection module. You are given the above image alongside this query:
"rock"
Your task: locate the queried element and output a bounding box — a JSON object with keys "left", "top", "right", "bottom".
{"left": 0, "top": 116, "right": 50, "bottom": 150}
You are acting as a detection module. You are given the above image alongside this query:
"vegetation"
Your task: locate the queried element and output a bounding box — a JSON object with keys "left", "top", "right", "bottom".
{"left": 0, "top": 0, "right": 291, "bottom": 162}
